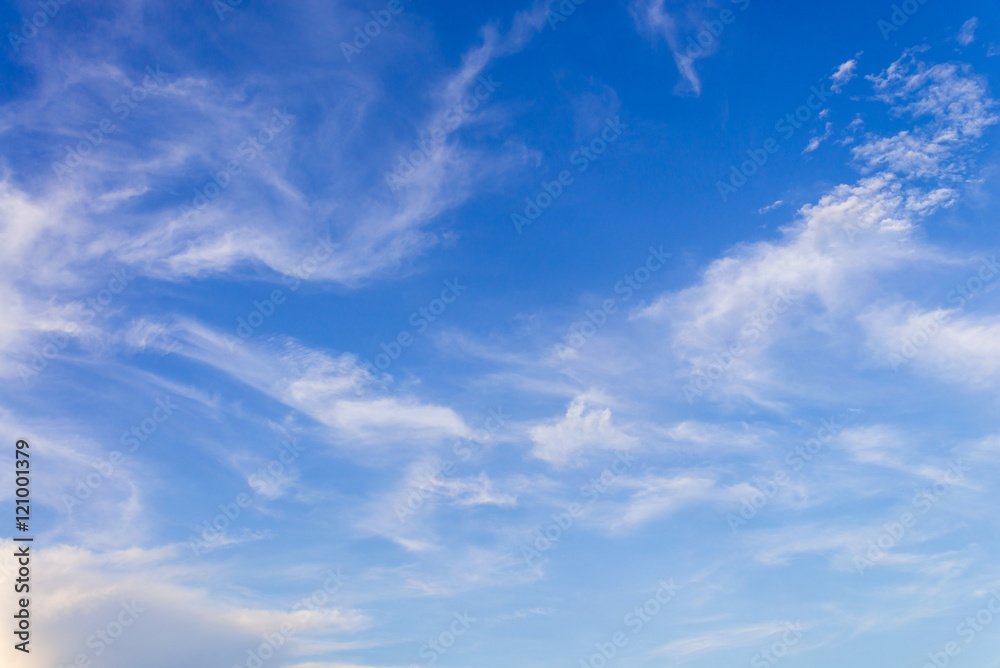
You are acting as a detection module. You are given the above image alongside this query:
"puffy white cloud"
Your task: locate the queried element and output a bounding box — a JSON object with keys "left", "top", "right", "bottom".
{"left": 529, "top": 396, "right": 637, "bottom": 465}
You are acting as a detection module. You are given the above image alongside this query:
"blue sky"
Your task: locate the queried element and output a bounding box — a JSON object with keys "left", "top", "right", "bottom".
{"left": 2, "top": 1, "right": 1000, "bottom": 667}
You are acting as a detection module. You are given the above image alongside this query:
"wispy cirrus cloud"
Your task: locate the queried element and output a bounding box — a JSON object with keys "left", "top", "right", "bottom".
{"left": 958, "top": 17, "right": 979, "bottom": 46}
{"left": 629, "top": 0, "right": 750, "bottom": 96}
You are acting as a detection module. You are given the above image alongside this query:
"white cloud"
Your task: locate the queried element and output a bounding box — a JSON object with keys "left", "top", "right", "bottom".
{"left": 149, "top": 321, "right": 471, "bottom": 448}
{"left": 958, "top": 17, "right": 978, "bottom": 46}
{"left": 0, "top": 0, "right": 561, "bottom": 379}
{"left": 838, "top": 425, "right": 907, "bottom": 468}
{"left": 854, "top": 54, "right": 997, "bottom": 178}
{"left": 629, "top": 0, "right": 727, "bottom": 96}
{"left": 529, "top": 395, "right": 638, "bottom": 465}
{"left": 440, "top": 472, "right": 520, "bottom": 508}
{"left": 319, "top": 398, "right": 470, "bottom": 443}
{"left": 619, "top": 51, "right": 998, "bottom": 406}
{"left": 357, "top": 459, "right": 526, "bottom": 552}
{"left": 757, "top": 199, "right": 785, "bottom": 214}
{"left": 639, "top": 173, "right": 925, "bottom": 395}
{"left": 802, "top": 122, "right": 833, "bottom": 154}
{"left": 608, "top": 474, "right": 729, "bottom": 528}
{"left": 0, "top": 541, "right": 368, "bottom": 668}
{"left": 866, "top": 51, "right": 998, "bottom": 141}
{"left": 861, "top": 301, "right": 1000, "bottom": 389}
{"left": 830, "top": 57, "right": 859, "bottom": 93}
